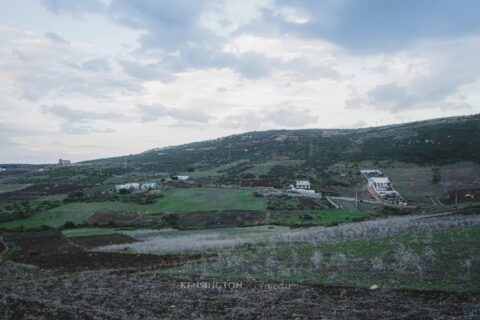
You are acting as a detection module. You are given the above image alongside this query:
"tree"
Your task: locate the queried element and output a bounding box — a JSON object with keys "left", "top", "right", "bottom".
{"left": 310, "top": 250, "right": 323, "bottom": 270}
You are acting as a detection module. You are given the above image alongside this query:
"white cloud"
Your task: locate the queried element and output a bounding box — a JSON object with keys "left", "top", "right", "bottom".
{"left": 0, "top": 1, "right": 479, "bottom": 162}
{"left": 137, "top": 104, "right": 213, "bottom": 124}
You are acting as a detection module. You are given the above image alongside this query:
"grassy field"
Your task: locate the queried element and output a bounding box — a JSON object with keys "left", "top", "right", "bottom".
{"left": 242, "top": 160, "right": 304, "bottom": 176}
{"left": 0, "top": 183, "right": 31, "bottom": 194}
{"left": 0, "top": 187, "right": 267, "bottom": 229}
{"left": 62, "top": 227, "right": 118, "bottom": 237}
{"left": 161, "top": 225, "right": 480, "bottom": 292}
{"left": 267, "top": 210, "right": 370, "bottom": 226}
{"left": 152, "top": 187, "right": 266, "bottom": 212}
{"left": 382, "top": 165, "right": 444, "bottom": 198}
{"left": 188, "top": 160, "right": 250, "bottom": 178}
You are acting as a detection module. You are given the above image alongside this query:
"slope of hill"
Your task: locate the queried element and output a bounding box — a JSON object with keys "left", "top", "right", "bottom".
{"left": 85, "top": 114, "right": 480, "bottom": 174}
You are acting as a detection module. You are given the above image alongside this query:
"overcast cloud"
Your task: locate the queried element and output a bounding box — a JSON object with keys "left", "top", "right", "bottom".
{"left": 0, "top": 0, "right": 479, "bottom": 162}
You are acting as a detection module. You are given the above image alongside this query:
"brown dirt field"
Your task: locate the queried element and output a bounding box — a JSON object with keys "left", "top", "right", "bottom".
{"left": 3, "top": 230, "right": 211, "bottom": 272}
{"left": 179, "top": 210, "right": 266, "bottom": 229}
{"left": 16, "top": 251, "right": 209, "bottom": 272}
{"left": 298, "top": 198, "right": 320, "bottom": 208}
{"left": 3, "top": 230, "right": 83, "bottom": 259}
{"left": 86, "top": 212, "right": 143, "bottom": 225}
{"left": 0, "top": 169, "right": 30, "bottom": 178}
{"left": 1, "top": 269, "right": 478, "bottom": 319}
{"left": 70, "top": 234, "right": 138, "bottom": 249}
{"left": 441, "top": 188, "right": 480, "bottom": 205}
{"left": 239, "top": 179, "right": 281, "bottom": 187}
{"left": 0, "top": 182, "right": 90, "bottom": 201}
{"left": 165, "top": 181, "right": 197, "bottom": 188}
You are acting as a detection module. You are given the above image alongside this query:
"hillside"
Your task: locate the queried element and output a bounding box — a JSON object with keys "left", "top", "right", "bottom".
{"left": 85, "top": 114, "right": 480, "bottom": 174}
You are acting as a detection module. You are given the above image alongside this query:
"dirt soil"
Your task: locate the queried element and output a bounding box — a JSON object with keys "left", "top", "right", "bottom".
{"left": 239, "top": 179, "right": 282, "bottom": 187}
{"left": 69, "top": 234, "right": 138, "bottom": 249}
{"left": 0, "top": 266, "right": 478, "bottom": 319}
{"left": 179, "top": 210, "right": 266, "bottom": 229}
{"left": 298, "top": 198, "right": 320, "bottom": 208}
{"left": 2, "top": 230, "right": 210, "bottom": 272}
{"left": 441, "top": 187, "right": 480, "bottom": 205}
{"left": 0, "top": 182, "right": 90, "bottom": 201}
{"left": 86, "top": 212, "right": 144, "bottom": 225}
{"left": 0, "top": 169, "right": 30, "bottom": 178}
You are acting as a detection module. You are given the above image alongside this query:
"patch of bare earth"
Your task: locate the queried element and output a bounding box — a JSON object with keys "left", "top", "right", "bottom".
{"left": 2, "top": 230, "right": 211, "bottom": 272}
{"left": 69, "top": 234, "right": 138, "bottom": 249}
{"left": 179, "top": 210, "right": 266, "bottom": 229}
{"left": 0, "top": 269, "right": 478, "bottom": 319}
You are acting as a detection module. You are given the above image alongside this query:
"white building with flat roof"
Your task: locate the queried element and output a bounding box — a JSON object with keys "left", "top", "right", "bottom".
{"left": 369, "top": 177, "right": 391, "bottom": 191}
{"left": 115, "top": 183, "right": 140, "bottom": 192}
{"left": 142, "top": 182, "right": 158, "bottom": 190}
{"left": 295, "top": 180, "right": 311, "bottom": 189}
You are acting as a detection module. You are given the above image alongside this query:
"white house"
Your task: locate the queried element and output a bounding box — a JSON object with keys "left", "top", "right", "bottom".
{"left": 115, "top": 183, "right": 140, "bottom": 192}
{"left": 360, "top": 169, "right": 383, "bottom": 175}
{"left": 369, "top": 177, "right": 391, "bottom": 191}
{"left": 176, "top": 175, "right": 190, "bottom": 181}
{"left": 288, "top": 180, "right": 320, "bottom": 198}
{"left": 295, "top": 180, "right": 311, "bottom": 190}
{"left": 142, "top": 182, "right": 158, "bottom": 190}
{"left": 0, "top": 167, "right": 6, "bottom": 172}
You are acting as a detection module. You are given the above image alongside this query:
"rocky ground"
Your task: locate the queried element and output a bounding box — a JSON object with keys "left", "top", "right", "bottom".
{"left": 1, "top": 262, "right": 479, "bottom": 320}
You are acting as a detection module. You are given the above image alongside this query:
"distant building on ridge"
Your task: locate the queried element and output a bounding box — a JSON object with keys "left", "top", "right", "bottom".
{"left": 58, "top": 159, "right": 71, "bottom": 166}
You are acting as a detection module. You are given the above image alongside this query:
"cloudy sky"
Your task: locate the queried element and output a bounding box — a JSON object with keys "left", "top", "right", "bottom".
{"left": 1, "top": 0, "right": 479, "bottom": 163}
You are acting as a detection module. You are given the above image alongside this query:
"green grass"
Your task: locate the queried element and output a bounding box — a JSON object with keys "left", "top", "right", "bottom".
{"left": 267, "top": 209, "right": 370, "bottom": 226}
{"left": 0, "top": 187, "right": 267, "bottom": 229}
{"left": 152, "top": 187, "right": 266, "bottom": 212}
{"left": 163, "top": 226, "right": 480, "bottom": 292}
{"left": 243, "top": 160, "right": 304, "bottom": 176}
{"left": 62, "top": 227, "right": 118, "bottom": 237}
{"left": 189, "top": 160, "right": 250, "bottom": 178}
{"left": 0, "top": 183, "right": 31, "bottom": 193}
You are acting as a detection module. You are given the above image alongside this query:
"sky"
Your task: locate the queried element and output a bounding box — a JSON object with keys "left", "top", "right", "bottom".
{"left": 1, "top": 0, "right": 479, "bottom": 163}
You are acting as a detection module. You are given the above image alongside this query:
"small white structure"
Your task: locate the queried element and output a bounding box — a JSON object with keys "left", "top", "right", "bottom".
{"left": 361, "top": 169, "right": 407, "bottom": 206}
{"left": 0, "top": 167, "right": 6, "bottom": 172}
{"left": 58, "top": 159, "right": 71, "bottom": 165}
{"left": 115, "top": 183, "right": 140, "bottom": 193}
{"left": 295, "top": 180, "right": 311, "bottom": 190}
{"left": 288, "top": 180, "right": 321, "bottom": 198}
{"left": 261, "top": 187, "right": 283, "bottom": 197}
{"left": 175, "top": 175, "right": 190, "bottom": 181}
{"left": 369, "top": 177, "right": 391, "bottom": 191}
{"left": 360, "top": 169, "right": 383, "bottom": 175}
{"left": 142, "top": 182, "right": 158, "bottom": 190}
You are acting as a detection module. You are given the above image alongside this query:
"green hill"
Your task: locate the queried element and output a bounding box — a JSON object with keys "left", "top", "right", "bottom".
{"left": 84, "top": 114, "right": 480, "bottom": 176}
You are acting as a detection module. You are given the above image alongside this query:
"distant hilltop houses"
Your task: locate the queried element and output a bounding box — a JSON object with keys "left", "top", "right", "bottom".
{"left": 58, "top": 159, "right": 71, "bottom": 165}
{"left": 360, "top": 170, "right": 407, "bottom": 206}
{"left": 114, "top": 182, "right": 158, "bottom": 193}
{"left": 174, "top": 175, "right": 190, "bottom": 181}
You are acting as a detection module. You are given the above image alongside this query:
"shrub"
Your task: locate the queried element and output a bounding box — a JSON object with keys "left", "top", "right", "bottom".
{"left": 62, "top": 221, "right": 76, "bottom": 229}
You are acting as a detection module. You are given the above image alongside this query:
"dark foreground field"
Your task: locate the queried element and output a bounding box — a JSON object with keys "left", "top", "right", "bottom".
{"left": 1, "top": 261, "right": 479, "bottom": 319}
{"left": 1, "top": 212, "right": 479, "bottom": 319}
